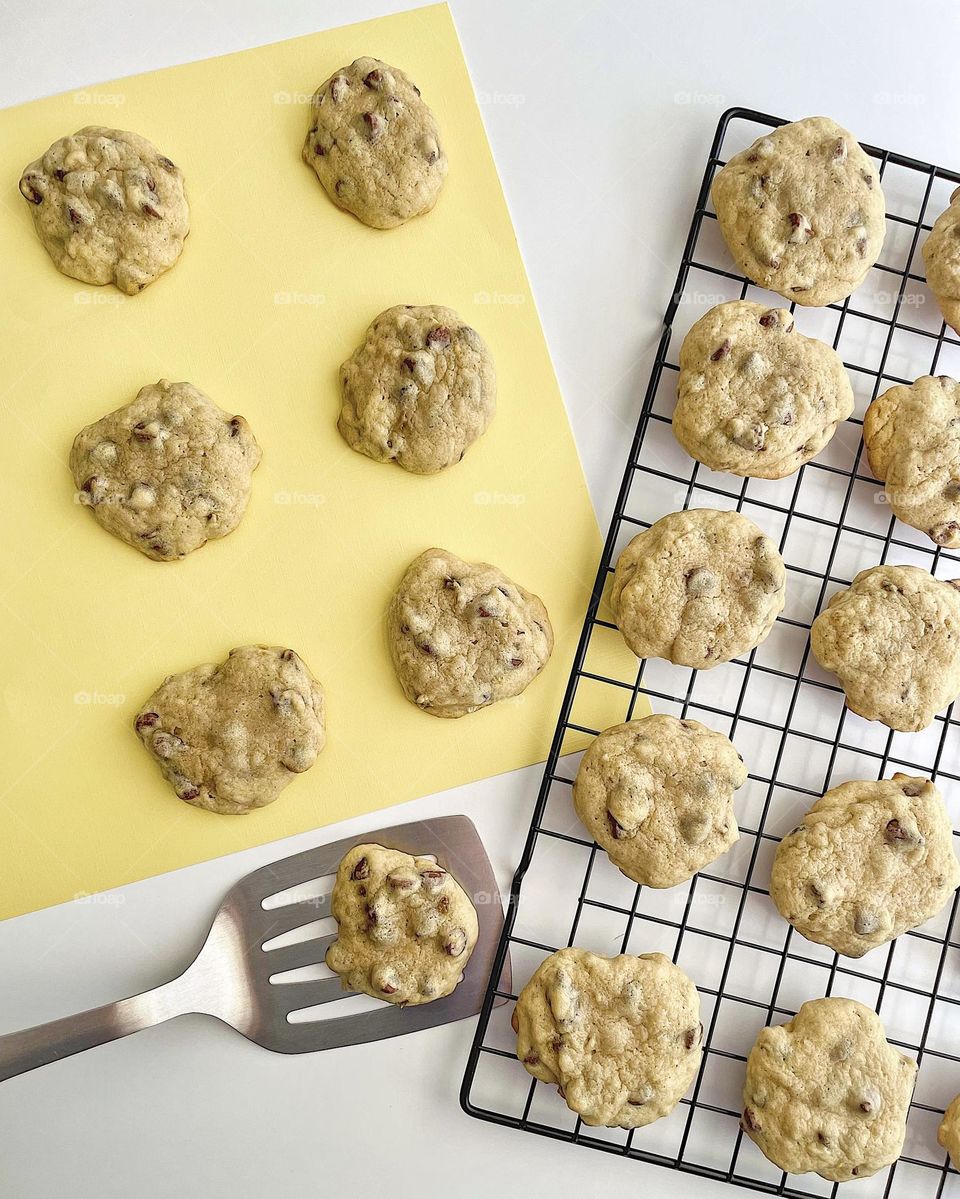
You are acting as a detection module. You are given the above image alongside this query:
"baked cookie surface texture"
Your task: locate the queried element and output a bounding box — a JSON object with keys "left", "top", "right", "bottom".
{"left": 388, "top": 547, "right": 553, "bottom": 717}
{"left": 513, "top": 947, "right": 703, "bottom": 1128}
{"left": 71, "top": 379, "right": 261, "bottom": 561}
{"left": 711, "top": 116, "right": 884, "bottom": 306}
{"left": 134, "top": 646, "right": 325, "bottom": 814}
{"left": 302, "top": 57, "right": 447, "bottom": 228}
{"left": 326, "top": 843, "right": 478, "bottom": 1006}
{"left": 338, "top": 304, "right": 495, "bottom": 473}
{"left": 19, "top": 126, "right": 189, "bottom": 293}
{"left": 573, "top": 714, "right": 747, "bottom": 888}
{"left": 742, "top": 997, "right": 917, "bottom": 1181}
{"left": 674, "top": 300, "right": 853, "bottom": 478}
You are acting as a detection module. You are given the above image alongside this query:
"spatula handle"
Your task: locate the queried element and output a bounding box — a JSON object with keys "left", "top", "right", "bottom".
{"left": 0, "top": 976, "right": 192, "bottom": 1083}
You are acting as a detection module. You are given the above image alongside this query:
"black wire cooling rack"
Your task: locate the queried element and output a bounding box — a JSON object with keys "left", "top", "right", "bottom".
{"left": 460, "top": 107, "right": 960, "bottom": 1198}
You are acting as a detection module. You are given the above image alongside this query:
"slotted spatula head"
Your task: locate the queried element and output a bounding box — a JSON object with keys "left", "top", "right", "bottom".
{"left": 189, "top": 815, "right": 510, "bottom": 1053}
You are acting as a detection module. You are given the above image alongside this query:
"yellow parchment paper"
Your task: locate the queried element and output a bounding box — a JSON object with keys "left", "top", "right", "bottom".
{"left": 0, "top": 4, "right": 638, "bottom": 920}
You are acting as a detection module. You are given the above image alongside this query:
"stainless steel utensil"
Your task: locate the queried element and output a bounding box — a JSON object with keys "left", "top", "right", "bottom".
{"left": 0, "top": 815, "right": 509, "bottom": 1082}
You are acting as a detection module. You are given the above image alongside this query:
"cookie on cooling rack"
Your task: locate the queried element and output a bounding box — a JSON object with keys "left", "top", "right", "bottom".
{"left": 302, "top": 57, "right": 447, "bottom": 229}
{"left": 711, "top": 116, "right": 884, "bottom": 307}
{"left": 134, "top": 645, "right": 325, "bottom": 814}
{"left": 810, "top": 564, "right": 960, "bottom": 732}
{"left": 610, "top": 508, "right": 785, "bottom": 669}
{"left": 19, "top": 126, "right": 189, "bottom": 294}
{"left": 742, "top": 997, "right": 917, "bottom": 1181}
{"left": 923, "top": 188, "right": 960, "bottom": 335}
{"left": 770, "top": 774, "right": 960, "bottom": 958}
{"left": 573, "top": 714, "right": 746, "bottom": 888}
{"left": 325, "top": 843, "right": 478, "bottom": 1006}
{"left": 864, "top": 375, "right": 960, "bottom": 548}
{"left": 674, "top": 300, "right": 854, "bottom": 478}
{"left": 338, "top": 304, "right": 495, "bottom": 474}
{"left": 513, "top": 947, "right": 702, "bottom": 1128}
{"left": 387, "top": 547, "right": 553, "bottom": 717}
{"left": 940, "top": 1095, "right": 960, "bottom": 1168}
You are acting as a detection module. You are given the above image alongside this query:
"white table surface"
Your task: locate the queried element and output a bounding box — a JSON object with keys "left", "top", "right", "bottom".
{"left": 2, "top": 2, "right": 959, "bottom": 1196}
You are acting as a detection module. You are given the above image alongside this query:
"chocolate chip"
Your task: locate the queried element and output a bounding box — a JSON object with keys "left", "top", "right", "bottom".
{"left": 758, "top": 310, "right": 779, "bottom": 328}
{"left": 443, "top": 577, "right": 459, "bottom": 590}
{"left": 685, "top": 566, "right": 720, "bottom": 597}
{"left": 427, "top": 325, "right": 451, "bottom": 349}
{"left": 477, "top": 606, "right": 493, "bottom": 618}
{"left": 351, "top": 856, "right": 370, "bottom": 881}
{"left": 362, "top": 111, "right": 384, "bottom": 140}
{"left": 509, "top": 658, "right": 523, "bottom": 668}
{"left": 885, "top": 818, "right": 921, "bottom": 848}
{"left": 19, "top": 177, "right": 43, "bottom": 204}
{"left": 710, "top": 339, "right": 731, "bottom": 361}
{"left": 135, "top": 711, "right": 159, "bottom": 733}
{"left": 363, "top": 69, "right": 383, "bottom": 88}
{"left": 684, "top": 1023, "right": 703, "bottom": 1049}
{"left": 930, "top": 521, "right": 960, "bottom": 545}
{"left": 158, "top": 155, "right": 176, "bottom": 172}
{"left": 443, "top": 927, "right": 467, "bottom": 956}
{"left": 741, "top": 1107, "right": 761, "bottom": 1132}
{"left": 607, "top": 811, "right": 624, "bottom": 839}
{"left": 132, "top": 421, "right": 159, "bottom": 442}
{"left": 80, "top": 475, "right": 106, "bottom": 505}
{"left": 67, "top": 207, "right": 83, "bottom": 226}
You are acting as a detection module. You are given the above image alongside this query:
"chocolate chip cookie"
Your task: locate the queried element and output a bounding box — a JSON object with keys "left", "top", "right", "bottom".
{"left": 388, "top": 547, "right": 553, "bottom": 717}
{"left": 325, "top": 843, "right": 478, "bottom": 1006}
{"left": 19, "top": 127, "right": 188, "bottom": 294}
{"left": 338, "top": 305, "right": 495, "bottom": 473}
{"left": 302, "top": 57, "right": 447, "bottom": 229}
{"left": 939, "top": 1095, "right": 960, "bottom": 1168}
{"left": 771, "top": 775, "right": 960, "bottom": 958}
{"left": 573, "top": 714, "right": 747, "bottom": 888}
{"left": 711, "top": 116, "right": 884, "bottom": 307}
{"left": 742, "top": 998, "right": 916, "bottom": 1181}
{"left": 134, "top": 645, "right": 325, "bottom": 814}
{"left": 513, "top": 948, "right": 702, "bottom": 1128}
{"left": 811, "top": 565, "right": 960, "bottom": 731}
{"left": 674, "top": 301, "right": 854, "bottom": 478}
{"left": 611, "top": 509, "right": 785, "bottom": 668}
{"left": 864, "top": 375, "right": 960, "bottom": 548}
{"left": 923, "top": 188, "right": 960, "bottom": 335}
{"left": 70, "top": 379, "right": 261, "bottom": 561}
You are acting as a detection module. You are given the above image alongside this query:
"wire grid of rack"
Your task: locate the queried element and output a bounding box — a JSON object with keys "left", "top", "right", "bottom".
{"left": 460, "top": 107, "right": 960, "bottom": 1198}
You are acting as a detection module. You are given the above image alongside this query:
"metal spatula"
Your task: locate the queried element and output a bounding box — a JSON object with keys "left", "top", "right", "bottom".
{"left": 0, "top": 814, "right": 510, "bottom": 1082}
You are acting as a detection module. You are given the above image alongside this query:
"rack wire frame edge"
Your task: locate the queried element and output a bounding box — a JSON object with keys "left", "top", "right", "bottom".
{"left": 459, "top": 106, "right": 960, "bottom": 1198}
